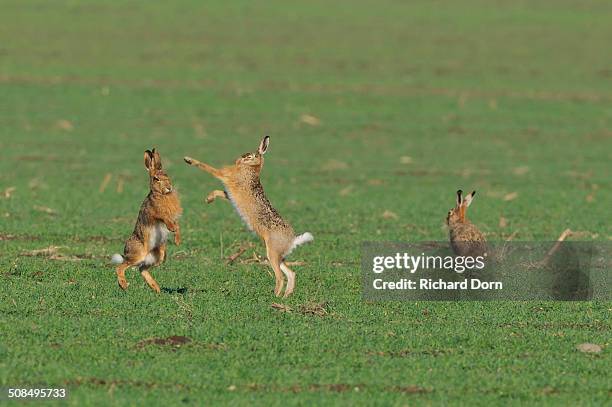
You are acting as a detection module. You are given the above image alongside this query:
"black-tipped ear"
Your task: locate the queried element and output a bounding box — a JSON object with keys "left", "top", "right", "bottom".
{"left": 456, "top": 189, "right": 463, "bottom": 207}
{"left": 144, "top": 150, "right": 154, "bottom": 171}
{"left": 464, "top": 190, "right": 476, "bottom": 207}
{"left": 258, "top": 136, "right": 270, "bottom": 155}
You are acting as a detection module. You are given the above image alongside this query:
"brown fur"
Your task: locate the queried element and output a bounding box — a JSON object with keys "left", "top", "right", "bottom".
{"left": 185, "top": 136, "right": 308, "bottom": 297}
{"left": 446, "top": 189, "right": 486, "bottom": 257}
{"left": 115, "top": 149, "right": 182, "bottom": 293}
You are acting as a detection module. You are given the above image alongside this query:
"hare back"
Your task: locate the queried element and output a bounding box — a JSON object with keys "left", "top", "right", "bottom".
{"left": 450, "top": 223, "right": 486, "bottom": 243}
{"left": 449, "top": 222, "right": 486, "bottom": 257}
{"left": 451, "top": 239, "right": 487, "bottom": 258}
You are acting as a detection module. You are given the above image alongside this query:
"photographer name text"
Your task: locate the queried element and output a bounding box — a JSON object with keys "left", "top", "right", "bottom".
{"left": 373, "top": 278, "right": 502, "bottom": 290}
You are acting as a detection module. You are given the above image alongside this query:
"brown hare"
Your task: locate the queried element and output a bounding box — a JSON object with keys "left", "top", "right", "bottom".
{"left": 447, "top": 189, "right": 486, "bottom": 257}
{"left": 184, "top": 136, "right": 313, "bottom": 297}
{"left": 111, "top": 149, "right": 183, "bottom": 293}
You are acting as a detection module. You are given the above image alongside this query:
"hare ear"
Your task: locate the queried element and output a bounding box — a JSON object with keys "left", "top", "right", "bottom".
{"left": 152, "top": 149, "right": 162, "bottom": 170}
{"left": 463, "top": 190, "right": 476, "bottom": 207}
{"left": 258, "top": 136, "right": 270, "bottom": 155}
{"left": 144, "top": 150, "right": 154, "bottom": 171}
{"left": 456, "top": 190, "right": 463, "bottom": 207}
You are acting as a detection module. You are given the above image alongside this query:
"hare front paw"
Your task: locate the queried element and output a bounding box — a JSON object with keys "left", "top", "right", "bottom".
{"left": 117, "top": 277, "right": 129, "bottom": 290}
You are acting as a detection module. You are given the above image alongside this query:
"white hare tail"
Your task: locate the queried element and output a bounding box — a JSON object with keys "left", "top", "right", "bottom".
{"left": 111, "top": 253, "right": 124, "bottom": 264}
{"left": 294, "top": 232, "right": 314, "bottom": 247}
{"left": 286, "top": 232, "right": 314, "bottom": 256}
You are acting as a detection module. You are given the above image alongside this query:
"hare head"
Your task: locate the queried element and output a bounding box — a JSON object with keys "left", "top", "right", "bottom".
{"left": 447, "top": 189, "right": 476, "bottom": 226}
{"left": 144, "top": 149, "right": 174, "bottom": 195}
{"left": 234, "top": 136, "right": 270, "bottom": 172}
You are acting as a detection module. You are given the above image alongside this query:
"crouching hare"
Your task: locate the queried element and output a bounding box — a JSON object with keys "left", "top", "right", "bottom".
{"left": 446, "top": 189, "right": 486, "bottom": 257}
{"left": 184, "top": 136, "right": 313, "bottom": 297}
{"left": 111, "top": 149, "right": 182, "bottom": 293}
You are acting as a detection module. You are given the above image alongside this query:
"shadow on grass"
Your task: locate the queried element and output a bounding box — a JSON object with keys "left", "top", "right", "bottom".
{"left": 161, "top": 287, "right": 189, "bottom": 294}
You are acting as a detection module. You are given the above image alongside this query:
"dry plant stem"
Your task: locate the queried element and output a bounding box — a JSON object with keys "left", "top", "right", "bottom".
{"left": 225, "top": 243, "right": 253, "bottom": 265}
{"left": 22, "top": 246, "right": 63, "bottom": 256}
{"left": 541, "top": 228, "right": 572, "bottom": 265}
{"left": 505, "top": 230, "right": 519, "bottom": 241}
{"left": 99, "top": 173, "right": 112, "bottom": 193}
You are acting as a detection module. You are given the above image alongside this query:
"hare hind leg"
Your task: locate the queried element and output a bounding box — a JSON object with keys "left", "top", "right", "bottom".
{"left": 151, "top": 244, "right": 167, "bottom": 266}
{"left": 116, "top": 239, "right": 148, "bottom": 290}
{"left": 140, "top": 267, "right": 161, "bottom": 293}
{"left": 116, "top": 262, "right": 130, "bottom": 290}
{"left": 280, "top": 261, "right": 296, "bottom": 298}
{"left": 116, "top": 256, "right": 148, "bottom": 291}
{"left": 266, "top": 244, "right": 285, "bottom": 297}
{"left": 139, "top": 250, "right": 162, "bottom": 293}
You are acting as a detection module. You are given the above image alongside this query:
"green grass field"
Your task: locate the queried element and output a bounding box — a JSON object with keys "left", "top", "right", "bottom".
{"left": 1, "top": 1, "right": 610, "bottom": 405}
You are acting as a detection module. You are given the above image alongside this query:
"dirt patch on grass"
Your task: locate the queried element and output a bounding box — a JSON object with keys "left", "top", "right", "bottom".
{"left": 269, "top": 383, "right": 366, "bottom": 393}
{"left": 271, "top": 303, "right": 292, "bottom": 313}
{"left": 0, "top": 233, "right": 40, "bottom": 241}
{"left": 307, "top": 383, "right": 358, "bottom": 393}
{"left": 539, "top": 386, "right": 559, "bottom": 395}
{"left": 298, "top": 302, "right": 329, "bottom": 317}
{"left": 271, "top": 302, "right": 330, "bottom": 317}
{"left": 499, "top": 322, "right": 609, "bottom": 331}
{"left": 20, "top": 246, "right": 103, "bottom": 261}
{"left": 388, "top": 385, "right": 432, "bottom": 394}
{"left": 22, "top": 246, "right": 81, "bottom": 261}
{"left": 136, "top": 335, "right": 191, "bottom": 350}
{"left": 238, "top": 383, "right": 430, "bottom": 394}
{"left": 368, "top": 348, "right": 450, "bottom": 358}
{"left": 135, "top": 336, "right": 227, "bottom": 352}
{"left": 576, "top": 343, "right": 603, "bottom": 354}
{"left": 65, "top": 377, "right": 188, "bottom": 390}
{"left": 70, "top": 235, "right": 122, "bottom": 243}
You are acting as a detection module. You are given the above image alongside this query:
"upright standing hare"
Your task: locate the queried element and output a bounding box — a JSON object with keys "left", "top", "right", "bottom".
{"left": 446, "top": 189, "right": 486, "bottom": 257}
{"left": 184, "top": 136, "right": 313, "bottom": 297}
{"left": 111, "top": 149, "right": 182, "bottom": 293}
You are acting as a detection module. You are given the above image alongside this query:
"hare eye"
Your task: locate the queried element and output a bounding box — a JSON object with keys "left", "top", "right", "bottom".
{"left": 153, "top": 176, "right": 160, "bottom": 181}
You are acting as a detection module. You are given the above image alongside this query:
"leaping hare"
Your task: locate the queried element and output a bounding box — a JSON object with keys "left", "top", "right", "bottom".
{"left": 184, "top": 136, "right": 313, "bottom": 297}
{"left": 446, "top": 189, "right": 486, "bottom": 257}
{"left": 111, "top": 149, "right": 182, "bottom": 292}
